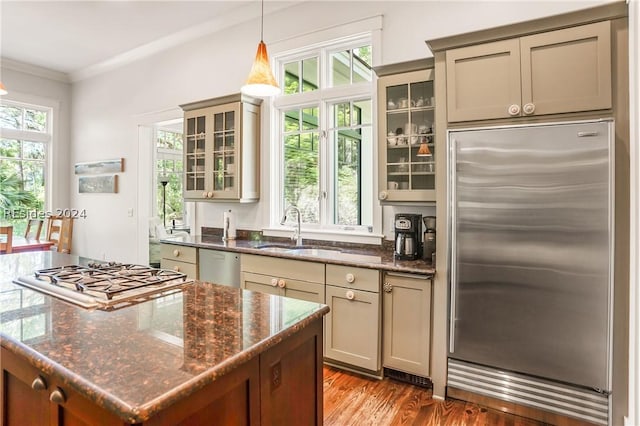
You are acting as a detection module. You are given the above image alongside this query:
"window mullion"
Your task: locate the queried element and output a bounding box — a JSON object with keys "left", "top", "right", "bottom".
{"left": 320, "top": 100, "right": 331, "bottom": 228}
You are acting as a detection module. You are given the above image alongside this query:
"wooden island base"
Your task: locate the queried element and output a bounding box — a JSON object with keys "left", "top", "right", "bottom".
{"left": 1, "top": 319, "right": 324, "bottom": 426}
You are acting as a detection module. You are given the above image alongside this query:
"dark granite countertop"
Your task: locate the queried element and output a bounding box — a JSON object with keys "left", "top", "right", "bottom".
{"left": 0, "top": 251, "right": 329, "bottom": 423}
{"left": 160, "top": 234, "right": 436, "bottom": 276}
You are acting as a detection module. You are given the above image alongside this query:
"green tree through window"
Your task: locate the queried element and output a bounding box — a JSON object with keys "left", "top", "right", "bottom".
{"left": 0, "top": 102, "right": 49, "bottom": 236}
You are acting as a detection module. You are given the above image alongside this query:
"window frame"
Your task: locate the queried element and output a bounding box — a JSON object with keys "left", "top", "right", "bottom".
{"left": 271, "top": 34, "right": 378, "bottom": 237}
{"left": 153, "top": 123, "right": 185, "bottom": 227}
{"left": 0, "top": 98, "right": 53, "bottom": 222}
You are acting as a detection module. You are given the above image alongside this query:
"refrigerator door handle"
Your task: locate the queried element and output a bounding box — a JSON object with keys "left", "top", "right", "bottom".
{"left": 448, "top": 136, "right": 458, "bottom": 354}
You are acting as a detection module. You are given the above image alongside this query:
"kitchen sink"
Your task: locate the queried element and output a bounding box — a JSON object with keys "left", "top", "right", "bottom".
{"left": 287, "top": 248, "right": 342, "bottom": 257}
{"left": 255, "top": 245, "right": 292, "bottom": 253}
{"left": 256, "top": 244, "right": 342, "bottom": 256}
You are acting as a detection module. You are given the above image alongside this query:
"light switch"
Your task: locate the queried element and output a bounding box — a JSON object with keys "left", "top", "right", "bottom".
{"left": 127, "top": 208, "right": 134, "bottom": 217}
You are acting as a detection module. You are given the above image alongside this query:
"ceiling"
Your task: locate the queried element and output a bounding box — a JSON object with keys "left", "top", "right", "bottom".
{"left": 0, "top": 1, "right": 290, "bottom": 81}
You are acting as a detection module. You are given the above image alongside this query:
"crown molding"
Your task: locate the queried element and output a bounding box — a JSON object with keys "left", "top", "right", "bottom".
{"left": 1, "top": 57, "right": 70, "bottom": 83}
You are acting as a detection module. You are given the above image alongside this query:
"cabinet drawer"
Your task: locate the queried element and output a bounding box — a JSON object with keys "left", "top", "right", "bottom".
{"left": 326, "top": 264, "right": 379, "bottom": 292}
{"left": 160, "top": 259, "right": 197, "bottom": 279}
{"left": 241, "top": 254, "right": 324, "bottom": 284}
{"left": 161, "top": 244, "right": 197, "bottom": 264}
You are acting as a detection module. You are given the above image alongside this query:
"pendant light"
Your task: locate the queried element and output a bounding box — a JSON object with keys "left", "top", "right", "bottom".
{"left": 416, "top": 140, "right": 432, "bottom": 157}
{"left": 240, "top": 0, "right": 280, "bottom": 97}
{"left": 0, "top": 82, "right": 7, "bottom": 96}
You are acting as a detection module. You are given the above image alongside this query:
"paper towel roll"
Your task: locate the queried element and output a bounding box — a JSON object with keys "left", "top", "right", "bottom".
{"left": 223, "top": 210, "right": 236, "bottom": 240}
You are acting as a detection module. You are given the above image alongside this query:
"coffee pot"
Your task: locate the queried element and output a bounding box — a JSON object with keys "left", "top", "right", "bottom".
{"left": 394, "top": 214, "right": 422, "bottom": 260}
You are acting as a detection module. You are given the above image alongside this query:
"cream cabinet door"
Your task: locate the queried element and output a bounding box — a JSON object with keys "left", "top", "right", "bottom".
{"left": 446, "top": 39, "right": 521, "bottom": 122}
{"left": 282, "top": 280, "right": 324, "bottom": 304}
{"left": 382, "top": 273, "right": 432, "bottom": 377}
{"left": 520, "top": 21, "right": 611, "bottom": 116}
{"left": 240, "top": 256, "right": 324, "bottom": 303}
{"left": 324, "top": 285, "right": 380, "bottom": 372}
{"left": 241, "top": 271, "right": 281, "bottom": 296}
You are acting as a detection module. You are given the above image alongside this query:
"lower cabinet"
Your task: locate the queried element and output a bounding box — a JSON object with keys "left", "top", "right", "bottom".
{"left": 382, "top": 272, "right": 432, "bottom": 377}
{"left": 1, "top": 319, "right": 324, "bottom": 425}
{"left": 324, "top": 265, "right": 381, "bottom": 372}
{"left": 160, "top": 243, "right": 198, "bottom": 279}
{"left": 240, "top": 254, "right": 325, "bottom": 303}
{"left": 1, "top": 347, "right": 124, "bottom": 425}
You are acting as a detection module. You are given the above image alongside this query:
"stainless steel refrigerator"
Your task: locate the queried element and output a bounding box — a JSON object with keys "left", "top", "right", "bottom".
{"left": 447, "top": 120, "right": 613, "bottom": 425}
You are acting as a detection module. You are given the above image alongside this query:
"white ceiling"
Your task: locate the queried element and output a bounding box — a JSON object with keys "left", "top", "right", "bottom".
{"left": 0, "top": 1, "right": 293, "bottom": 81}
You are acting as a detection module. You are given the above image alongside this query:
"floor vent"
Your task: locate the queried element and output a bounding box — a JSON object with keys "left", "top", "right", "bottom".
{"left": 384, "top": 368, "right": 432, "bottom": 389}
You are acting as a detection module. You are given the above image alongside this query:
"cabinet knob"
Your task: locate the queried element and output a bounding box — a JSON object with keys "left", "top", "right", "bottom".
{"left": 508, "top": 104, "right": 521, "bottom": 116}
{"left": 378, "top": 191, "right": 388, "bottom": 200}
{"left": 31, "top": 376, "right": 47, "bottom": 391}
{"left": 345, "top": 273, "right": 355, "bottom": 283}
{"left": 50, "top": 388, "right": 66, "bottom": 404}
{"left": 173, "top": 266, "right": 180, "bottom": 272}
{"left": 202, "top": 192, "right": 208, "bottom": 198}
{"left": 345, "top": 290, "right": 355, "bottom": 300}
{"left": 278, "top": 279, "right": 286, "bottom": 288}
{"left": 271, "top": 278, "right": 278, "bottom": 287}
{"left": 173, "top": 249, "right": 180, "bottom": 257}
{"left": 523, "top": 103, "right": 536, "bottom": 115}
{"left": 384, "top": 282, "right": 393, "bottom": 293}
{"left": 207, "top": 192, "right": 214, "bottom": 198}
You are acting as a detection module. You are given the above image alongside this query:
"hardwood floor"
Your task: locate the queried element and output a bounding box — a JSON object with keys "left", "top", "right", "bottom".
{"left": 323, "top": 366, "right": 549, "bottom": 426}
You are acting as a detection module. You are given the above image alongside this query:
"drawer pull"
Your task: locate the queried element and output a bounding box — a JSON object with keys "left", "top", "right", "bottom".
{"left": 31, "top": 376, "right": 47, "bottom": 391}
{"left": 271, "top": 278, "right": 278, "bottom": 287}
{"left": 346, "top": 290, "right": 355, "bottom": 300}
{"left": 173, "top": 249, "right": 180, "bottom": 257}
{"left": 383, "top": 282, "right": 393, "bottom": 293}
{"left": 278, "top": 279, "right": 286, "bottom": 288}
{"left": 345, "top": 273, "right": 355, "bottom": 283}
{"left": 173, "top": 266, "right": 181, "bottom": 272}
{"left": 50, "top": 388, "right": 66, "bottom": 404}
{"left": 522, "top": 103, "right": 535, "bottom": 115}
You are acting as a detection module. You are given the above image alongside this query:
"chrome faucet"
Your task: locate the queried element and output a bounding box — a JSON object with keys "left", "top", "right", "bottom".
{"left": 280, "top": 205, "right": 303, "bottom": 246}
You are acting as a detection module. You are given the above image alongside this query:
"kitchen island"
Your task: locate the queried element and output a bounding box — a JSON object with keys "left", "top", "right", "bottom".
{"left": 0, "top": 251, "right": 329, "bottom": 425}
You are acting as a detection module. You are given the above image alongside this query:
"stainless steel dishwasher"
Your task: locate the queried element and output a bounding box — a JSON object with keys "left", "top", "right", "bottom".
{"left": 198, "top": 249, "right": 241, "bottom": 287}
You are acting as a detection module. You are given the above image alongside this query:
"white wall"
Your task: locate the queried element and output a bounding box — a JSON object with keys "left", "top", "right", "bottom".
{"left": 67, "top": 0, "right": 612, "bottom": 261}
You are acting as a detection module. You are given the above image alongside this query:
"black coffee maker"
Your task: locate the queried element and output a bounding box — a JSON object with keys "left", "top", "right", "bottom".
{"left": 394, "top": 214, "right": 422, "bottom": 260}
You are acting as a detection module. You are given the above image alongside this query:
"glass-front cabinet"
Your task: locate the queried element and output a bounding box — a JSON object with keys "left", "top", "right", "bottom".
{"left": 181, "top": 94, "right": 261, "bottom": 202}
{"left": 376, "top": 63, "right": 435, "bottom": 202}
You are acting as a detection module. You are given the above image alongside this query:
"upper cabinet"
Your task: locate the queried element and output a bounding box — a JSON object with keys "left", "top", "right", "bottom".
{"left": 445, "top": 21, "right": 612, "bottom": 122}
{"left": 376, "top": 61, "right": 436, "bottom": 203}
{"left": 181, "top": 94, "right": 262, "bottom": 202}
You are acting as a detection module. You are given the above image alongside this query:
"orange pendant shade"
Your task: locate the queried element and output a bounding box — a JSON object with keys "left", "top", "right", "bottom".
{"left": 241, "top": 41, "right": 280, "bottom": 97}
{"left": 417, "top": 142, "right": 432, "bottom": 156}
{"left": 0, "top": 82, "right": 7, "bottom": 96}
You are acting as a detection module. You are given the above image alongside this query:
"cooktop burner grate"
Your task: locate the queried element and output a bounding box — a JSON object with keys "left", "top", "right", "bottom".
{"left": 33, "top": 262, "right": 189, "bottom": 300}
{"left": 12, "top": 261, "right": 194, "bottom": 310}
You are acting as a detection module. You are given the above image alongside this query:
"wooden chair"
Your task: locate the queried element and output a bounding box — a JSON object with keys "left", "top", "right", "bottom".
{"left": 0, "top": 226, "right": 13, "bottom": 254}
{"left": 24, "top": 219, "right": 44, "bottom": 239}
{"left": 46, "top": 216, "right": 74, "bottom": 254}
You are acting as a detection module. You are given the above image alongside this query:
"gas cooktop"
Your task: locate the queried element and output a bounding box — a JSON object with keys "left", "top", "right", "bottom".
{"left": 13, "top": 262, "right": 193, "bottom": 310}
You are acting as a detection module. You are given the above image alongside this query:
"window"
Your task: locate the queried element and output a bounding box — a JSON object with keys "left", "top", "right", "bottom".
{"left": 274, "top": 36, "right": 374, "bottom": 232}
{"left": 0, "top": 101, "right": 51, "bottom": 235}
{"left": 155, "top": 125, "right": 184, "bottom": 227}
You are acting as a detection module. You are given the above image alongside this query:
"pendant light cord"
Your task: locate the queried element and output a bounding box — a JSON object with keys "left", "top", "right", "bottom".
{"left": 260, "top": 0, "right": 264, "bottom": 42}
